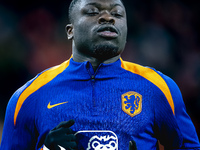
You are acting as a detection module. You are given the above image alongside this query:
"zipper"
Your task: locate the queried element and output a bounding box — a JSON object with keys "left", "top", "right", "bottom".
{"left": 86, "top": 63, "right": 102, "bottom": 110}
{"left": 91, "top": 75, "right": 96, "bottom": 108}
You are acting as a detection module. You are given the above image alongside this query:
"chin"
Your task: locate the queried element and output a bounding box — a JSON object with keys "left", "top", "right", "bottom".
{"left": 93, "top": 43, "right": 120, "bottom": 60}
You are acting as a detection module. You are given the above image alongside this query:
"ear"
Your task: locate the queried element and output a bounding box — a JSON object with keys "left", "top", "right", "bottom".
{"left": 66, "top": 24, "right": 74, "bottom": 40}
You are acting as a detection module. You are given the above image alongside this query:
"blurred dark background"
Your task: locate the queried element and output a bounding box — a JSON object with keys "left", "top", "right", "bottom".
{"left": 0, "top": 0, "right": 200, "bottom": 143}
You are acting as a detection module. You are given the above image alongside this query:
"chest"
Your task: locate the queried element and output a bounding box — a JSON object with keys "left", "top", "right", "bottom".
{"left": 35, "top": 78, "right": 158, "bottom": 149}
{"left": 37, "top": 78, "right": 157, "bottom": 127}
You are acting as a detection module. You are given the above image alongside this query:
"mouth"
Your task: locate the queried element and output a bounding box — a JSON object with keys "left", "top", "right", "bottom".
{"left": 97, "top": 25, "right": 118, "bottom": 38}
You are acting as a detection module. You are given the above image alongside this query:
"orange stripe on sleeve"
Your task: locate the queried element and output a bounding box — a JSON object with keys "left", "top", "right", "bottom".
{"left": 121, "top": 59, "right": 175, "bottom": 115}
{"left": 14, "top": 60, "right": 70, "bottom": 126}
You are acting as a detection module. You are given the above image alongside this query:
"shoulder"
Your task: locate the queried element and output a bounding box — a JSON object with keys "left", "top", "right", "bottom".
{"left": 120, "top": 59, "right": 177, "bottom": 115}
{"left": 120, "top": 59, "right": 175, "bottom": 90}
{"left": 9, "top": 59, "right": 71, "bottom": 126}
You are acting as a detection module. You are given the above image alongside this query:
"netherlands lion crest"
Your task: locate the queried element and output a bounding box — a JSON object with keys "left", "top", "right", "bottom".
{"left": 121, "top": 91, "right": 142, "bottom": 117}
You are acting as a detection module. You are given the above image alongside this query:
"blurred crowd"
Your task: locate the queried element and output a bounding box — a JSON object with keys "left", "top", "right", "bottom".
{"left": 0, "top": 0, "right": 200, "bottom": 143}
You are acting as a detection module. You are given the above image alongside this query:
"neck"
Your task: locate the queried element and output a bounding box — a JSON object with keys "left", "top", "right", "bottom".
{"left": 72, "top": 46, "right": 121, "bottom": 72}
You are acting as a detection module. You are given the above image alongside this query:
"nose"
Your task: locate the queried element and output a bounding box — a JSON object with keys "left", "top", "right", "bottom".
{"left": 98, "top": 11, "right": 115, "bottom": 25}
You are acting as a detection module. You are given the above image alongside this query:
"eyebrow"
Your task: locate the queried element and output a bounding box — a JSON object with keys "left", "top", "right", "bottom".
{"left": 85, "top": 2, "right": 123, "bottom": 8}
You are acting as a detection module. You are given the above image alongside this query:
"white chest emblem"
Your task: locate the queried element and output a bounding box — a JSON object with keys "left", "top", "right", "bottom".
{"left": 75, "top": 130, "right": 118, "bottom": 150}
{"left": 87, "top": 135, "right": 117, "bottom": 150}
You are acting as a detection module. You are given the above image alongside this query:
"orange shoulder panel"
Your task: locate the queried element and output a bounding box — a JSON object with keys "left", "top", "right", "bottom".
{"left": 120, "top": 58, "right": 175, "bottom": 115}
{"left": 14, "top": 60, "right": 70, "bottom": 126}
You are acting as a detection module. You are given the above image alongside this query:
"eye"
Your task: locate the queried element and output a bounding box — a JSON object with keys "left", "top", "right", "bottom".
{"left": 111, "top": 12, "right": 123, "bottom": 18}
{"left": 86, "top": 9, "right": 99, "bottom": 16}
{"left": 87, "top": 12, "right": 99, "bottom": 16}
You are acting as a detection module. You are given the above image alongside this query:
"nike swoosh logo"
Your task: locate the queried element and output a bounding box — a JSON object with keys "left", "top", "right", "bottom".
{"left": 47, "top": 101, "right": 68, "bottom": 109}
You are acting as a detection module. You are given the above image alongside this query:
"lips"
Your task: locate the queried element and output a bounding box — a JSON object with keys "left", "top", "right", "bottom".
{"left": 97, "top": 26, "right": 118, "bottom": 38}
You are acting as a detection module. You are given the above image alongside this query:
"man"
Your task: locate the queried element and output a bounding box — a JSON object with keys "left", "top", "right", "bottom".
{"left": 1, "top": 0, "right": 200, "bottom": 149}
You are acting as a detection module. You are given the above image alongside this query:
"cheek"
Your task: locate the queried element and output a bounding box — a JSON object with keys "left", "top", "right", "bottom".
{"left": 120, "top": 24, "right": 128, "bottom": 41}
{"left": 118, "top": 24, "right": 128, "bottom": 49}
{"left": 74, "top": 23, "right": 93, "bottom": 41}
{"left": 120, "top": 22, "right": 128, "bottom": 36}
{"left": 73, "top": 22, "right": 94, "bottom": 49}
{"left": 75, "top": 17, "right": 94, "bottom": 31}
{"left": 73, "top": 26, "right": 88, "bottom": 42}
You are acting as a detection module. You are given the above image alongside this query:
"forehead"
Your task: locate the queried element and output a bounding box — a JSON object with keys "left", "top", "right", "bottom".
{"left": 78, "top": 0, "right": 124, "bottom": 9}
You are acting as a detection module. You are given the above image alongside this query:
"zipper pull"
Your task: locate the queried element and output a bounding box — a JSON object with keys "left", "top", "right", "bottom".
{"left": 91, "top": 75, "right": 95, "bottom": 81}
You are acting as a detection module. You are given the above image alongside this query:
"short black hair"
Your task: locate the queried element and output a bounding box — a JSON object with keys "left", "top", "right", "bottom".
{"left": 68, "top": 0, "right": 80, "bottom": 23}
{"left": 68, "top": 0, "right": 124, "bottom": 23}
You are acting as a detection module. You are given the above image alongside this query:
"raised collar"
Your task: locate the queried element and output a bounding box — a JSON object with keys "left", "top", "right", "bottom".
{"left": 66, "top": 57, "right": 124, "bottom": 79}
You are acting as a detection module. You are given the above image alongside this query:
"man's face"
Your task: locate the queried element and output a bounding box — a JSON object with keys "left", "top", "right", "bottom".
{"left": 68, "top": 0, "right": 127, "bottom": 60}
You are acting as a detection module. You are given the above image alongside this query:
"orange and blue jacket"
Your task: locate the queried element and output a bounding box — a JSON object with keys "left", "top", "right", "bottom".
{"left": 1, "top": 58, "right": 200, "bottom": 149}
